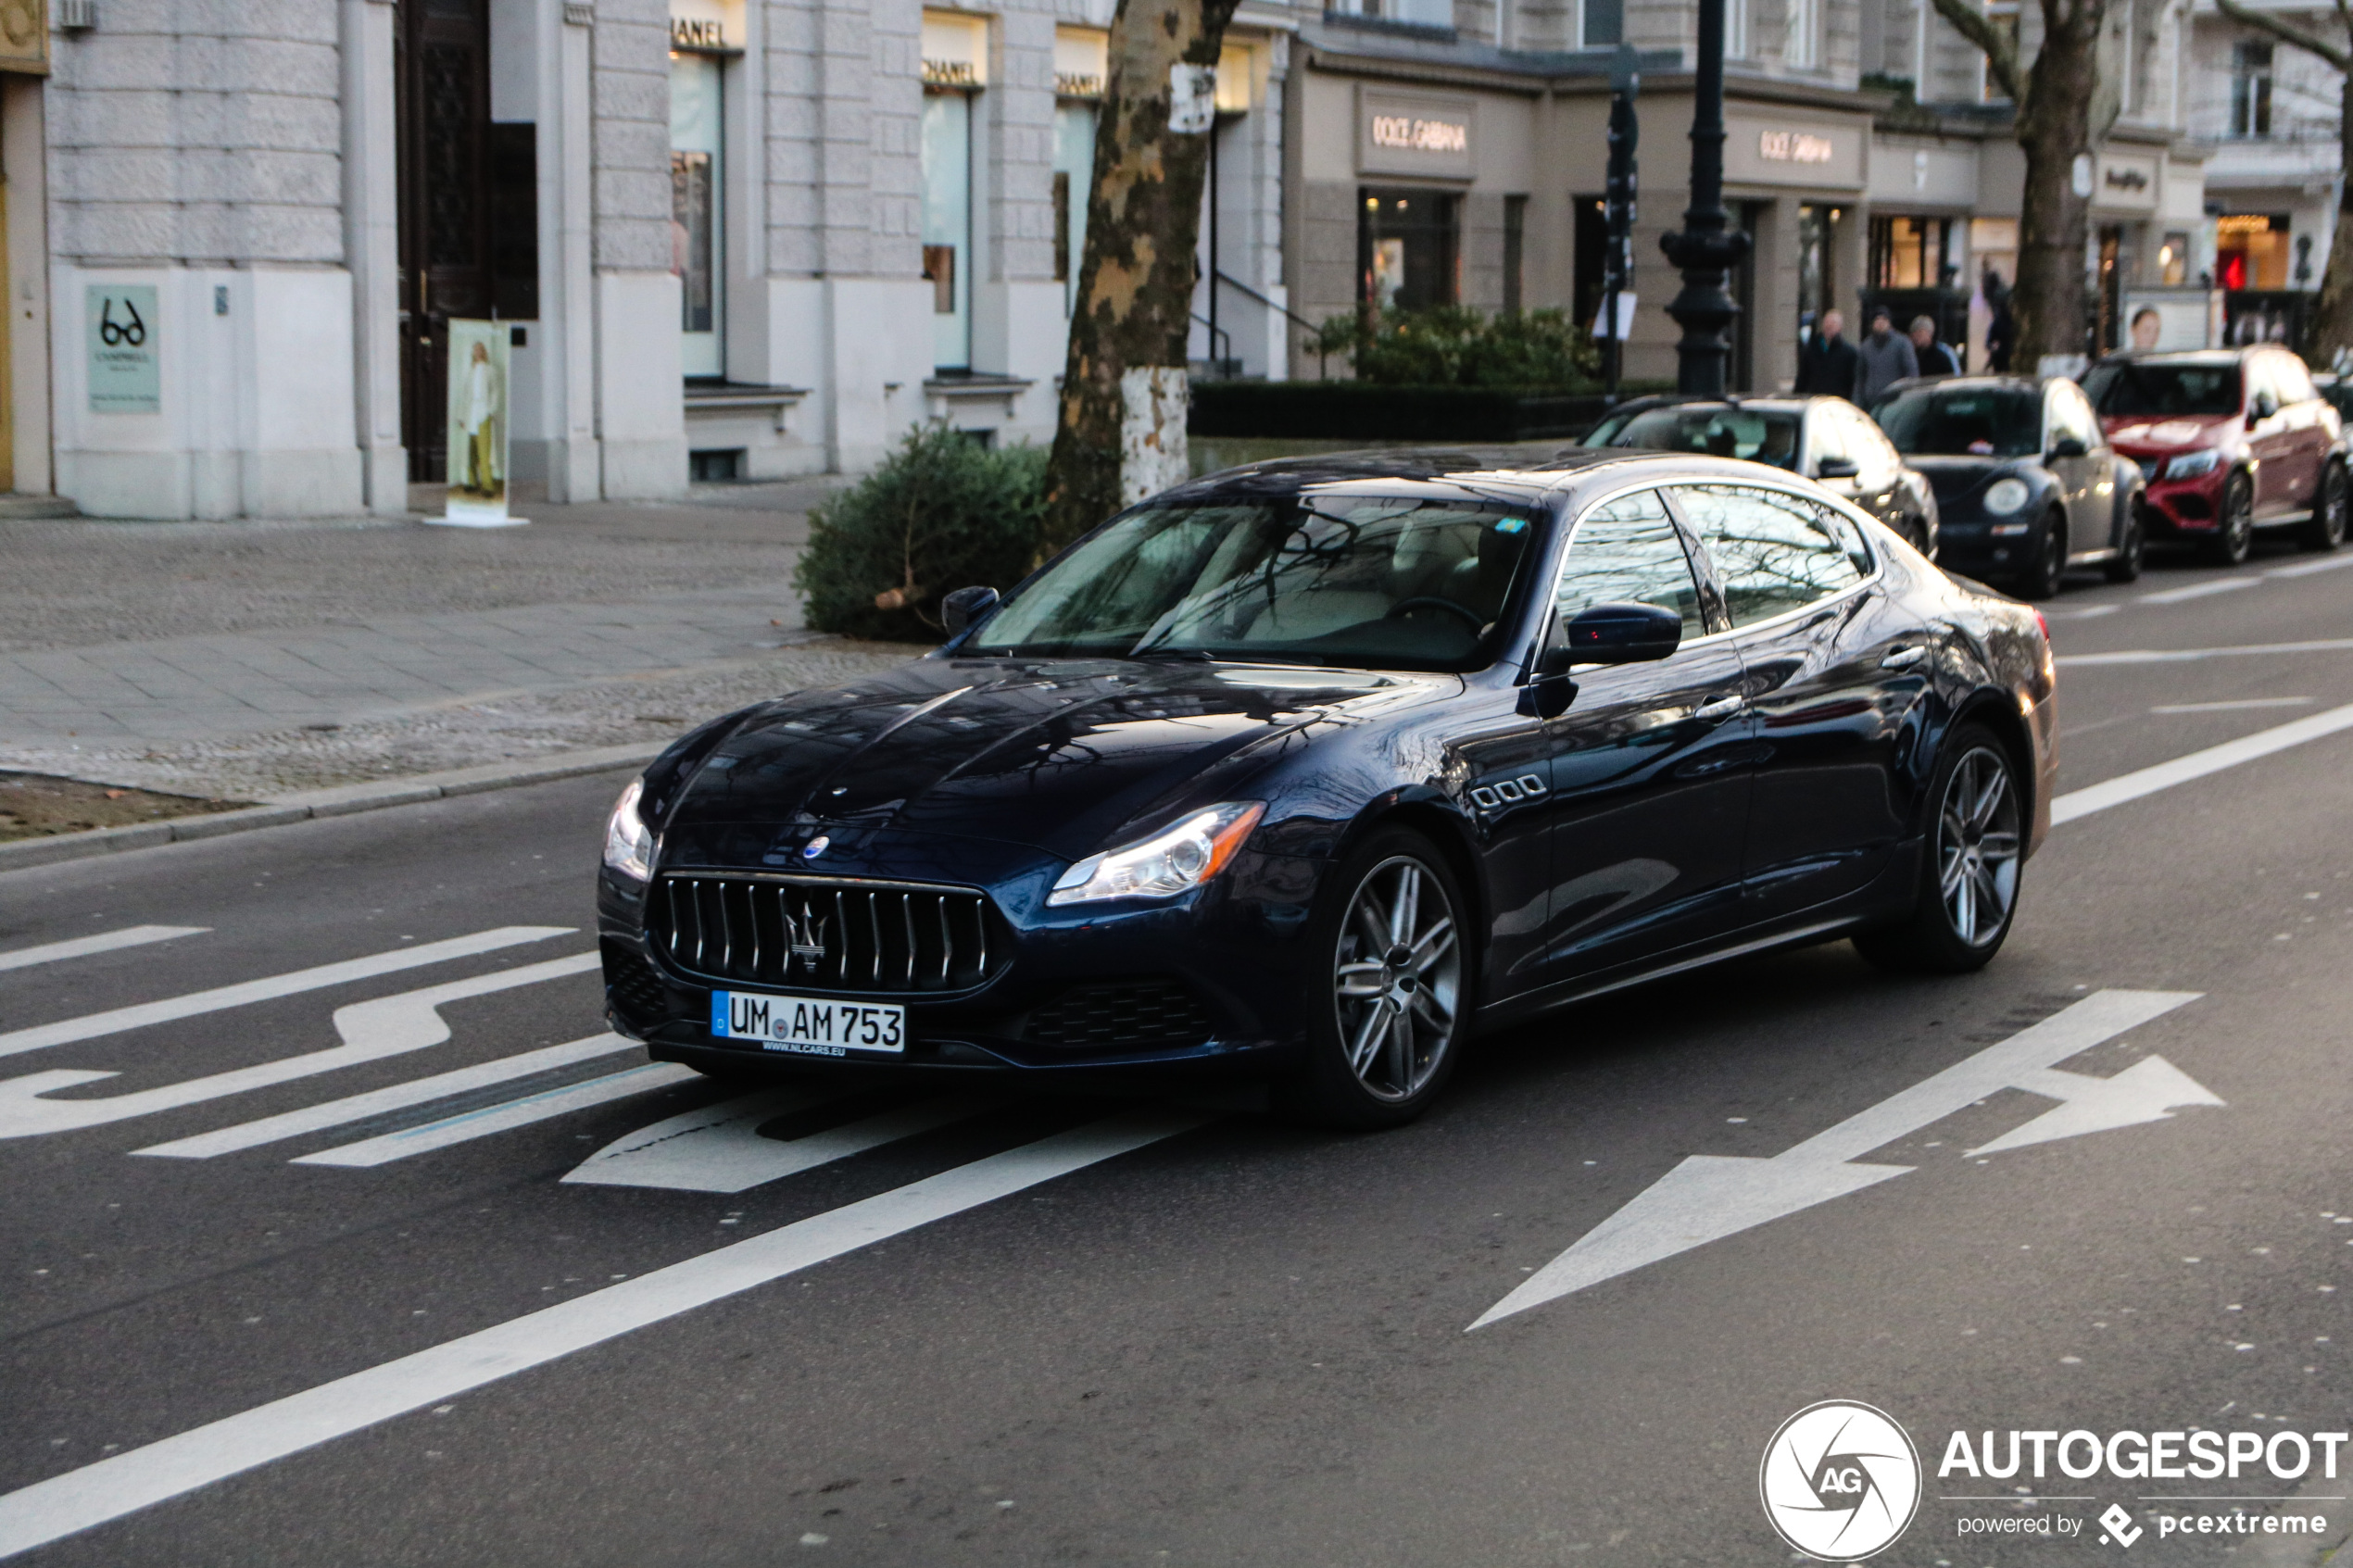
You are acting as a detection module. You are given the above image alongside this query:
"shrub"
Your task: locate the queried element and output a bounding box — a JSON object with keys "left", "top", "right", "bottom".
{"left": 1311, "top": 305, "right": 1602, "bottom": 389}
{"left": 794, "top": 426, "right": 1047, "bottom": 640}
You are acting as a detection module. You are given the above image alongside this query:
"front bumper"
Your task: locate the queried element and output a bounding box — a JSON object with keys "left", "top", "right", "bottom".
{"left": 595, "top": 837, "right": 1327, "bottom": 1078}
{"left": 1925, "top": 514, "right": 2043, "bottom": 578}
{"left": 2119, "top": 452, "right": 2223, "bottom": 536}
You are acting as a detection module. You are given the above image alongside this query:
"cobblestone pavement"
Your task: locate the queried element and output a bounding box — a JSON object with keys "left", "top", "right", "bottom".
{"left": 0, "top": 481, "right": 929, "bottom": 799}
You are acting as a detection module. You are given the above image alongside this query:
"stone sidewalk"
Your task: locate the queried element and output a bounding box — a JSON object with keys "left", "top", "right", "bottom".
{"left": 0, "top": 480, "right": 924, "bottom": 800}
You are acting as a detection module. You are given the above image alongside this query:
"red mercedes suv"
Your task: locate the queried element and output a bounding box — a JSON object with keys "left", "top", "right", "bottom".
{"left": 2082, "top": 347, "right": 2348, "bottom": 563}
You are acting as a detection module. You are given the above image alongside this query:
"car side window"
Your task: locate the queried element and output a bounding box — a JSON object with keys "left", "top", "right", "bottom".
{"left": 1673, "top": 484, "right": 1867, "bottom": 627}
{"left": 2272, "top": 354, "right": 2318, "bottom": 406}
{"left": 1807, "top": 408, "right": 1849, "bottom": 473}
{"left": 2244, "top": 358, "right": 2276, "bottom": 415}
{"left": 1848, "top": 406, "right": 1901, "bottom": 478}
{"left": 1554, "top": 489, "right": 1706, "bottom": 644}
{"left": 2052, "top": 385, "right": 2099, "bottom": 450}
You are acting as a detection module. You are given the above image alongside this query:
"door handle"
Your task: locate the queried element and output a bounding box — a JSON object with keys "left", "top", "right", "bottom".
{"left": 1694, "top": 695, "right": 1746, "bottom": 723}
{"left": 1880, "top": 646, "right": 1927, "bottom": 670}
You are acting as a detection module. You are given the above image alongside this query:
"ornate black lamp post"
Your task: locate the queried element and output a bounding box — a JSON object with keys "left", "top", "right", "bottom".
{"left": 1658, "top": 0, "right": 1749, "bottom": 395}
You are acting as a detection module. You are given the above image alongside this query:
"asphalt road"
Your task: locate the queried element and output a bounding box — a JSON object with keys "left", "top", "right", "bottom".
{"left": 3, "top": 541, "right": 2349, "bottom": 1568}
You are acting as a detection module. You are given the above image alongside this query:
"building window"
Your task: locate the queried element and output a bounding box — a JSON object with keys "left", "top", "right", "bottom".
{"left": 2231, "top": 42, "right": 2273, "bottom": 139}
{"left": 670, "top": 52, "right": 724, "bottom": 379}
{"left": 1785, "top": 0, "right": 1818, "bottom": 68}
{"left": 1054, "top": 105, "right": 1097, "bottom": 316}
{"left": 1328, "top": 0, "right": 1456, "bottom": 29}
{"left": 1580, "top": 0, "right": 1623, "bottom": 46}
{"left": 1503, "top": 194, "right": 1529, "bottom": 313}
{"left": 922, "top": 91, "right": 974, "bottom": 370}
{"left": 2158, "top": 230, "right": 2189, "bottom": 286}
{"left": 1359, "top": 189, "right": 1460, "bottom": 312}
{"left": 1728, "top": 0, "right": 1751, "bottom": 56}
{"left": 1869, "top": 216, "right": 1957, "bottom": 289}
{"left": 2217, "top": 214, "right": 2289, "bottom": 289}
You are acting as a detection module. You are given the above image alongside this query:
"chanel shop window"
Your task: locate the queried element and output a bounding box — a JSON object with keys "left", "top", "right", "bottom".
{"left": 922, "top": 12, "right": 987, "bottom": 371}
{"left": 668, "top": 2, "right": 740, "bottom": 380}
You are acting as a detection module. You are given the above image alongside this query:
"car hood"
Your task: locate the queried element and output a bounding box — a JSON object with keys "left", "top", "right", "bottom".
{"left": 1903, "top": 455, "right": 2039, "bottom": 504}
{"left": 658, "top": 657, "right": 1433, "bottom": 870}
{"left": 2102, "top": 413, "right": 2233, "bottom": 452}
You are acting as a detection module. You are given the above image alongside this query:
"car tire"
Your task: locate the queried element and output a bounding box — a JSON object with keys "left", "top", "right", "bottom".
{"left": 1854, "top": 723, "right": 2026, "bottom": 975}
{"left": 2300, "top": 461, "right": 2347, "bottom": 552}
{"left": 2016, "top": 512, "right": 2066, "bottom": 600}
{"left": 2103, "top": 502, "right": 2145, "bottom": 583}
{"left": 2208, "top": 472, "right": 2256, "bottom": 565}
{"left": 1273, "top": 827, "right": 1471, "bottom": 1131}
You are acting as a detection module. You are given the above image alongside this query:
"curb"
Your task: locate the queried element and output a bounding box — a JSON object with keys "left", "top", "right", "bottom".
{"left": 0, "top": 742, "right": 664, "bottom": 874}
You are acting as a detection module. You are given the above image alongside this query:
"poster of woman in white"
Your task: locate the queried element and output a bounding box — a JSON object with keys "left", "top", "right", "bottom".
{"left": 438, "top": 320, "right": 522, "bottom": 526}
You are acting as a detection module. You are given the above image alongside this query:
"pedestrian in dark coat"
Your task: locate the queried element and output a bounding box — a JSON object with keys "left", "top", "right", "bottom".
{"left": 1796, "top": 309, "right": 1858, "bottom": 396}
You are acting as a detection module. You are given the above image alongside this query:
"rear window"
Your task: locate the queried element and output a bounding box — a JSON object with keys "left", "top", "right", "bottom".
{"left": 2082, "top": 361, "right": 2241, "bottom": 418}
{"left": 1874, "top": 386, "right": 2041, "bottom": 457}
{"left": 1589, "top": 406, "right": 1803, "bottom": 470}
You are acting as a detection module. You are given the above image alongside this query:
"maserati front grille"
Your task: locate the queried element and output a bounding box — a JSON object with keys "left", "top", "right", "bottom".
{"left": 647, "top": 873, "right": 1009, "bottom": 995}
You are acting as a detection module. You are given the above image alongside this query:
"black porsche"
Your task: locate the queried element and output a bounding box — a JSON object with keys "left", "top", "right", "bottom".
{"left": 598, "top": 451, "right": 2057, "bottom": 1127}
{"left": 1871, "top": 375, "right": 2147, "bottom": 598}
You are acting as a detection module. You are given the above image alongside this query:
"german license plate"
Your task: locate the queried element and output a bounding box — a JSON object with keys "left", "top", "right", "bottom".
{"left": 711, "top": 991, "right": 905, "bottom": 1057}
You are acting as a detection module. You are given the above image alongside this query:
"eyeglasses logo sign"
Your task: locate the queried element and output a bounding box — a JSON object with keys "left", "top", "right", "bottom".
{"left": 1759, "top": 1400, "right": 1922, "bottom": 1562}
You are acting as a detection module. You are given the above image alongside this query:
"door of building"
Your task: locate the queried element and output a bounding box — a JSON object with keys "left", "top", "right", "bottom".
{"left": 396, "top": 0, "right": 495, "bottom": 483}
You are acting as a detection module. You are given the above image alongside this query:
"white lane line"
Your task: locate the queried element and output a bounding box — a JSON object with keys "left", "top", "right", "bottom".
{"left": 131, "top": 1033, "right": 642, "bottom": 1159}
{"left": 2051, "top": 700, "right": 2353, "bottom": 825}
{"left": 2149, "top": 696, "right": 2313, "bottom": 715}
{"left": 563, "top": 1091, "right": 1018, "bottom": 1193}
{"left": 2060, "top": 637, "right": 2353, "bottom": 666}
{"left": 0, "top": 926, "right": 572, "bottom": 1060}
{"left": 0, "top": 1110, "right": 1205, "bottom": 1562}
{"left": 0, "top": 953, "right": 603, "bottom": 1140}
{"left": 2268, "top": 552, "right": 2353, "bottom": 578}
{"left": 2138, "top": 577, "right": 2259, "bottom": 605}
{"left": 0, "top": 925, "right": 208, "bottom": 975}
{"left": 2046, "top": 604, "right": 2121, "bottom": 620}
{"left": 292, "top": 1062, "right": 700, "bottom": 1166}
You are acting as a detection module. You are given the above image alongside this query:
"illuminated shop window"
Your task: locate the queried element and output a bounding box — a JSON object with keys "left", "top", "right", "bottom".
{"left": 1358, "top": 189, "right": 1460, "bottom": 311}
{"left": 671, "top": 51, "right": 724, "bottom": 378}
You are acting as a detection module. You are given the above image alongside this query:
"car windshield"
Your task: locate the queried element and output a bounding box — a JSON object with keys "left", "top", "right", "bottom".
{"left": 967, "top": 495, "right": 1538, "bottom": 671}
{"left": 1874, "top": 386, "right": 2041, "bottom": 457}
{"left": 1587, "top": 406, "right": 1802, "bottom": 470}
{"left": 2081, "top": 361, "right": 2241, "bottom": 417}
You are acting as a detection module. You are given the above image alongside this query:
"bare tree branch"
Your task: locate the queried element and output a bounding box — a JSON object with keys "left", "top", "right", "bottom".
{"left": 1930, "top": 0, "right": 2030, "bottom": 105}
{"left": 2214, "top": 0, "right": 2350, "bottom": 70}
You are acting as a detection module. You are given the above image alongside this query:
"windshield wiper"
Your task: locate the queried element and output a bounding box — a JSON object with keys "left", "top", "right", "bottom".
{"left": 1126, "top": 646, "right": 1218, "bottom": 662}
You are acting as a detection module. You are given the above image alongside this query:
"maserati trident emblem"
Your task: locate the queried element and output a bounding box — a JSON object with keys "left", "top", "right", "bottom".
{"left": 801, "top": 834, "right": 830, "bottom": 859}
{"left": 785, "top": 909, "right": 829, "bottom": 964}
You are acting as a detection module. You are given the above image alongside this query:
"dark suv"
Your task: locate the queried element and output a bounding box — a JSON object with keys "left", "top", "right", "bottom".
{"left": 2083, "top": 348, "right": 2348, "bottom": 562}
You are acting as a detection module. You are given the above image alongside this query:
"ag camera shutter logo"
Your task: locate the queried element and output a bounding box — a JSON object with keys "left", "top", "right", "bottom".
{"left": 1760, "top": 1400, "right": 1922, "bottom": 1561}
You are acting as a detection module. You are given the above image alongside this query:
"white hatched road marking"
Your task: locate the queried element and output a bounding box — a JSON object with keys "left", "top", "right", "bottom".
{"left": 2061, "top": 636, "right": 2353, "bottom": 666}
{"left": 0, "top": 1110, "right": 1208, "bottom": 1562}
{"left": 2049, "top": 700, "right": 2353, "bottom": 824}
{"left": 0, "top": 926, "right": 571, "bottom": 1060}
{"left": 0, "top": 952, "right": 601, "bottom": 1139}
{"left": 563, "top": 1090, "right": 1020, "bottom": 1193}
{"left": 293, "top": 1063, "right": 700, "bottom": 1166}
{"left": 0, "top": 925, "right": 208, "bottom": 974}
{"left": 132, "top": 1033, "right": 642, "bottom": 1159}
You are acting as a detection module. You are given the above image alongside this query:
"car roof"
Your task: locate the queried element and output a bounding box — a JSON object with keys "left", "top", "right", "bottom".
{"left": 1176, "top": 447, "right": 1806, "bottom": 508}
{"left": 1885, "top": 374, "right": 2044, "bottom": 395}
{"left": 2095, "top": 350, "right": 2252, "bottom": 367}
{"left": 1602, "top": 394, "right": 1825, "bottom": 413}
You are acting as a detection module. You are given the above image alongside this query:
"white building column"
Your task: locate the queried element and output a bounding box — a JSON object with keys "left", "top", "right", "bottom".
{"left": 342, "top": 0, "right": 407, "bottom": 512}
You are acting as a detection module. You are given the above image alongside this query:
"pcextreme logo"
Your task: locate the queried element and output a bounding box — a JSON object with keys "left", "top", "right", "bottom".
{"left": 1760, "top": 1400, "right": 1924, "bottom": 1562}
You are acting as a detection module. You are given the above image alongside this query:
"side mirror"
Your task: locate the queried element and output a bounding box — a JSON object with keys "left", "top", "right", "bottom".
{"left": 2048, "top": 435, "right": 2089, "bottom": 460}
{"left": 1815, "top": 456, "right": 1860, "bottom": 480}
{"left": 940, "top": 585, "right": 1000, "bottom": 636}
{"left": 1558, "top": 601, "right": 1684, "bottom": 665}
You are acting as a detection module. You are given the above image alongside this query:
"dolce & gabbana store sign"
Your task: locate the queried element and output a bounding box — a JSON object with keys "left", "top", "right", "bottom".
{"left": 1357, "top": 87, "right": 1477, "bottom": 182}
{"left": 1724, "top": 112, "right": 1866, "bottom": 189}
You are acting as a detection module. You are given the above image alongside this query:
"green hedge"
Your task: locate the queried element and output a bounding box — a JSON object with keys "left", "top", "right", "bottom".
{"left": 793, "top": 426, "right": 1046, "bottom": 640}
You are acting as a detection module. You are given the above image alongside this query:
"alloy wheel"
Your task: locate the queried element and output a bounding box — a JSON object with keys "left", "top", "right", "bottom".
{"left": 2219, "top": 476, "right": 2256, "bottom": 563}
{"left": 1332, "top": 857, "right": 1462, "bottom": 1102}
{"left": 1935, "top": 747, "right": 2022, "bottom": 948}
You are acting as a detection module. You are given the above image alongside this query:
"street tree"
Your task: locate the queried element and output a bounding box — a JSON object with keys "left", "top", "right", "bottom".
{"left": 2211, "top": 0, "right": 2353, "bottom": 361}
{"left": 1041, "top": 0, "right": 1242, "bottom": 552}
{"left": 1929, "top": 0, "right": 2116, "bottom": 370}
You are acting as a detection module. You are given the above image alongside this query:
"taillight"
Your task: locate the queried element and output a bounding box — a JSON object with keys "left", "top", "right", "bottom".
{"left": 2032, "top": 609, "right": 2050, "bottom": 643}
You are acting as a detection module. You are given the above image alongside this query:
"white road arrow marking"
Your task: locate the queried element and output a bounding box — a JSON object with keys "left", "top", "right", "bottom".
{"left": 0, "top": 925, "right": 208, "bottom": 974}
{"left": 563, "top": 1089, "right": 1017, "bottom": 1193}
{"left": 1470, "top": 989, "right": 2209, "bottom": 1330}
{"left": 132, "top": 1033, "right": 642, "bottom": 1159}
{"left": 0, "top": 1110, "right": 1207, "bottom": 1562}
{"left": 0, "top": 952, "right": 600, "bottom": 1139}
{"left": 0, "top": 926, "right": 571, "bottom": 1059}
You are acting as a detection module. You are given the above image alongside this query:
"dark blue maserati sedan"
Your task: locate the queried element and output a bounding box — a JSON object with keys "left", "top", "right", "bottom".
{"left": 598, "top": 450, "right": 2057, "bottom": 1127}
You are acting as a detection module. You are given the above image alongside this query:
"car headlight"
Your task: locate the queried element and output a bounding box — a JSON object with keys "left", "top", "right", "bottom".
{"left": 1048, "top": 802, "right": 1266, "bottom": 907}
{"left": 2164, "top": 448, "right": 2221, "bottom": 480}
{"left": 1983, "top": 477, "right": 2032, "bottom": 515}
{"left": 603, "top": 778, "right": 655, "bottom": 882}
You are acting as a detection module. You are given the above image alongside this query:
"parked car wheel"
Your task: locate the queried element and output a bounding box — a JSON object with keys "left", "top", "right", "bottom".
{"left": 2017, "top": 512, "right": 2067, "bottom": 600}
{"left": 1275, "top": 828, "right": 1470, "bottom": 1130}
{"left": 2301, "top": 461, "right": 2347, "bottom": 552}
{"left": 2104, "top": 504, "right": 2145, "bottom": 583}
{"left": 2209, "top": 472, "right": 2257, "bottom": 565}
{"left": 1854, "top": 725, "right": 2025, "bottom": 974}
